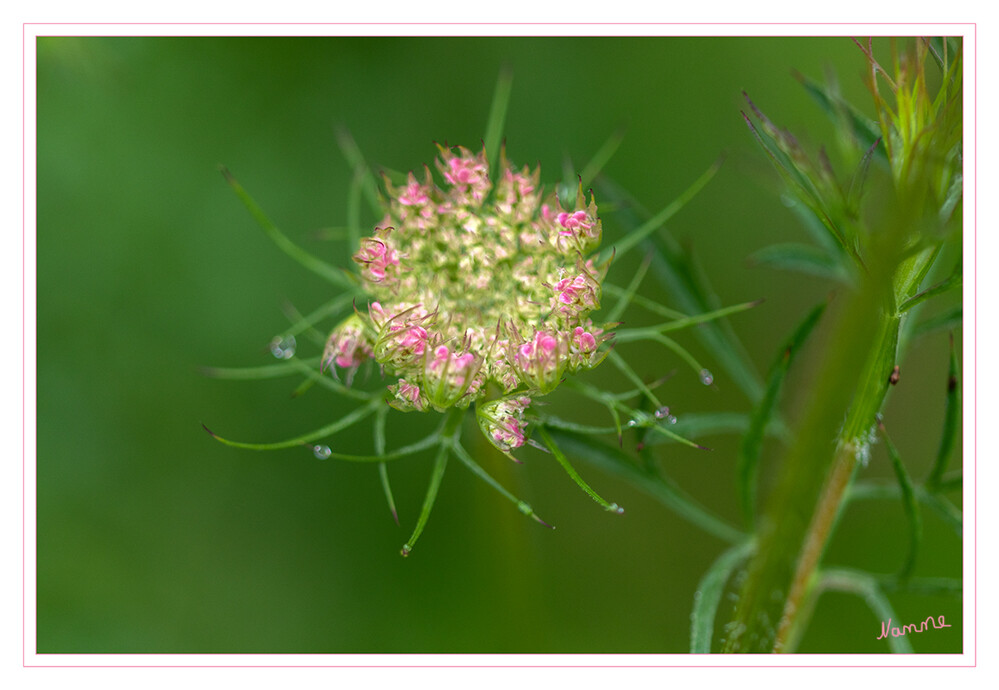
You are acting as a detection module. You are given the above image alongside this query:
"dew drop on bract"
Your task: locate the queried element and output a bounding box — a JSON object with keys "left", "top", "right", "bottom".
{"left": 312, "top": 444, "right": 332, "bottom": 460}
{"left": 654, "top": 406, "right": 670, "bottom": 420}
{"left": 699, "top": 368, "right": 714, "bottom": 386}
{"left": 627, "top": 419, "right": 638, "bottom": 427}
{"left": 667, "top": 415, "right": 677, "bottom": 425}
{"left": 270, "top": 334, "right": 297, "bottom": 360}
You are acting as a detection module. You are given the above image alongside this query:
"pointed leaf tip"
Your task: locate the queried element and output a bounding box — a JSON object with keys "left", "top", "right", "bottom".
{"left": 535, "top": 515, "right": 556, "bottom": 530}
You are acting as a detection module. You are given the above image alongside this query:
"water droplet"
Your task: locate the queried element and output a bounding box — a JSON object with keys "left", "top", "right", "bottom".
{"left": 699, "top": 368, "right": 714, "bottom": 386}
{"left": 270, "top": 335, "right": 297, "bottom": 359}
{"left": 667, "top": 415, "right": 677, "bottom": 425}
{"left": 312, "top": 444, "right": 332, "bottom": 460}
{"left": 654, "top": 406, "right": 670, "bottom": 420}
{"left": 627, "top": 419, "right": 638, "bottom": 427}
{"left": 606, "top": 503, "right": 625, "bottom": 515}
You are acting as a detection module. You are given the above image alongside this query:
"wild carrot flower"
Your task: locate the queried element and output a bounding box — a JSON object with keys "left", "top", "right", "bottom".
{"left": 211, "top": 80, "right": 749, "bottom": 558}
{"left": 325, "top": 143, "right": 612, "bottom": 452}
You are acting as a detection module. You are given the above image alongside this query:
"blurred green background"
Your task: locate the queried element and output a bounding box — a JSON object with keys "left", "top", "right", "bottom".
{"left": 36, "top": 36, "right": 962, "bottom": 654}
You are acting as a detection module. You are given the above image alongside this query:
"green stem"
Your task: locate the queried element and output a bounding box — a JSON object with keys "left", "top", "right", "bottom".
{"left": 722, "top": 275, "right": 901, "bottom": 653}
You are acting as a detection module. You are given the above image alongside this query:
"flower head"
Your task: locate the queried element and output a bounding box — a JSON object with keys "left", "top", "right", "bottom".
{"left": 327, "top": 143, "right": 612, "bottom": 451}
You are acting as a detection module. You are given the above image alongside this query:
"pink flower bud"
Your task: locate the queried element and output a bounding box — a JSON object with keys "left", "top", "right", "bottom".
{"left": 512, "top": 330, "right": 566, "bottom": 394}
{"left": 477, "top": 395, "right": 532, "bottom": 455}
{"left": 551, "top": 273, "right": 599, "bottom": 318}
{"left": 399, "top": 326, "right": 428, "bottom": 355}
{"left": 322, "top": 314, "right": 374, "bottom": 385}
{"left": 388, "top": 378, "right": 425, "bottom": 412}
{"left": 556, "top": 210, "right": 592, "bottom": 234}
{"left": 354, "top": 236, "right": 399, "bottom": 284}
{"left": 399, "top": 177, "right": 430, "bottom": 206}
{"left": 573, "top": 326, "right": 597, "bottom": 353}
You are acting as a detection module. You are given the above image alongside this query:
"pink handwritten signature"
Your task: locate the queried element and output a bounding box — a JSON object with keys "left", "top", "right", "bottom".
{"left": 878, "top": 615, "right": 952, "bottom": 640}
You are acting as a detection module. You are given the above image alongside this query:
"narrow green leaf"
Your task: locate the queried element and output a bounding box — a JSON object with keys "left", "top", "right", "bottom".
{"left": 334, "top": 126, "right": 382, "bottom": 217}
{"left": 784, "top": 192, "right": 845, "bottom": 258}
{"left": 748, "top": 243, "right": 848, "bottom": 282}
{"left": 935, "top": 473, "right": 962, "bottom": 493}
{"left": 737, "top": 302, "right": 826, "bottom": 527}
{"left": 895, "top": 244, "right": 942, "bottom": 311}
{"left": 596, "top": 174, "right": 764, "bottom": 404}
{"left": 690, "top": 540, "right": 755, "bottom": 653}
{"left": 939, "top": 170, "right": 963, "bottom": 225}
{"left": 281, "top": 291, "right": 361, "bottom": 340}
{"left": 879, "top": 574, "right": 962, "bottom": 597}
{"left": 483, "top": 66, "right": 513, "bottom": 180}
{"left": 741, "top": 109, "right": 829, "bottom": 217}
{"left": 201, "top": 357, "right": 322, "bottom": 380}
{"left": 608, "top": 404, "right": 624, "bottom": 444}
{"left": 898, "top": 264, "right": 962, "bottom": 313}
{"left": 819, "top": 568, "right": 914, "bottom": 653}
{"left": 877, "top": 419, "right": 922, "bottom": 580}
{"left": 640, "top": 416, "right": 710, "bottom": 451}
{"left": 373, "top": 407, "right": 399, "bottom": 524}
{"left": 613, "top": 299, "right": 762, "bottom": 341}
{"left": 290, "top": 377, "right": 316, "bottom": 398}
{"left": 927, "top": 334, "right": 961, "bottom": 489}
{"left": 603, "top": 284, "right": 686, "bottom": 321}
{"left": 278, "top": 300, "right": 326, "bottom": 349}
{"left": 314, "top": 433, "right": 442, "bottom": 463}
{"left": 646, "top": 332, "right": 708, "bottom": 389}
{"left": 606, "top": 349, "right": 662, "bottom": 409}
{"left": 373, "top": 406, "right": 387, "bottom": 454}
{"left": 537, "top": 426, "right": 623, "bottom": 513}
{"left": 925, "top": 37, "right": 946, "bottom": 73}
{"left": 284, "top": 357, "right": 376, "bottom": 401}
{"left": 544, "top": 429, "right": 744, "bottom": 544}
{"left": 652, "top": 233, "right": 765, "bottom": 403}
{"left": 221, "top": 168, "right": 351, "bottom": 284}
{"left": 202, "top": 397, "right": 381, "bottom": 451}
{"left": 847, "top": 136, "right": 883, "bottom": 217}
{"left": 604, "top": 253, "right": 651, "bottom": 324}
{"left": 741, "top": 108, "right": 862, "bottom": 268}
{"left": 377, "top": 463, "right": 399, "bottom": 524}
{"left": 567, "top": 377, "right": 670, "bottom": 405}
{"left": 600, "top": 156, "right": 723, "bottom": 264}
{"left": 911, "top": 305, "right": 962, "bottom": 338}
{"left": 921, "top": 492, "right": 963, "bottom": 537}
{"left": 536, "top": 416, "right": 618, "bottom": 435}
{"left": 847, "top": 481, "right": 962, "bottom": 538}
{"left": 642, "top": 412, "right": 754, "bottom": 445}
{"left": 580, "top": 126, "right": 626, "bottom": 189}
{"left": 220, "top": 167, "right": 355, "bottom": 288}
{"left": 794, "top": 70, "right": 886, "bottom": 161}
{"left": 449, "top": 440, "right": 553, "bottom": 528}
{"left": 559, "top": 155, "right": 577, "bottom": 205}
{"left": 346, "top": 165, "right": 365, "bottom": 253}
{"left": 401, "top": 443, "right": 449, "bottom": 556}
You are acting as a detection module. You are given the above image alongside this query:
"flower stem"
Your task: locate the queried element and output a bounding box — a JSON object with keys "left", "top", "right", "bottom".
{"left": 722, "top": 272, "right": 901, "bottom": 652}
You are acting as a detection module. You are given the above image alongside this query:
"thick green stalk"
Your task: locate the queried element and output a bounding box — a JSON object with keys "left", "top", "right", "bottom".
{"left": 722, "top": 268, "right": 902, "bottom": 652}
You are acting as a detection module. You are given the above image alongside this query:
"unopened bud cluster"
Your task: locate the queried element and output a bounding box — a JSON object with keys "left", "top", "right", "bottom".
{"left": 323, "top": 144, "right": 612, "bottom": 453}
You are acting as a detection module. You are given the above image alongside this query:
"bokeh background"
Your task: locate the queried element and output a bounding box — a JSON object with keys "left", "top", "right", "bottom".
{"left": 35, "top": 36, "right": 962, "bottom": 654}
